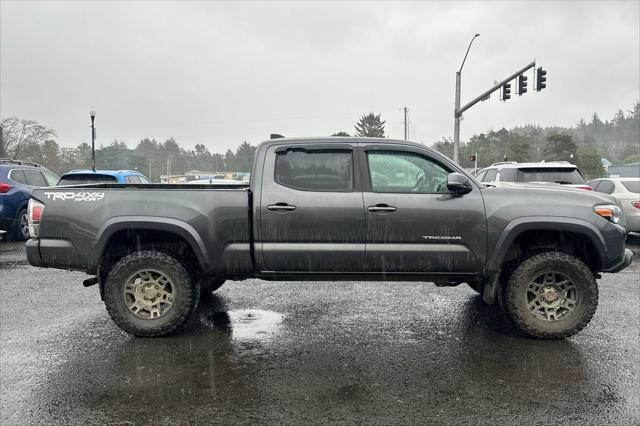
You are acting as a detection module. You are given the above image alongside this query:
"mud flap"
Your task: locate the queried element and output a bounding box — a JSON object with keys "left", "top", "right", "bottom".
{"left": 482, "top": 272, "right": 500, "bottom": 305}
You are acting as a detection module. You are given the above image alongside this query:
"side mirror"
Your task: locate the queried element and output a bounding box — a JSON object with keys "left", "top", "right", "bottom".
{"left": 447, "top": 172, "right": 472, "bottom": 194}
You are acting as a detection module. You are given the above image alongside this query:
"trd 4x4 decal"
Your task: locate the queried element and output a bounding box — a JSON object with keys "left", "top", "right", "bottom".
{"left": 43, "top": 192, "right": 104, "bottom": 202}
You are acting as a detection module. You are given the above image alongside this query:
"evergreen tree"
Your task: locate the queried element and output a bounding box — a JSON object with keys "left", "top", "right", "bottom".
{"left": 354, "top": 113, "right": 385, "bottom": 138}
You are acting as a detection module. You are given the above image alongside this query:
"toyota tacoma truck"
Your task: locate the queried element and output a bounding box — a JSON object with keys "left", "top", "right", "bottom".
{"left": 25, "top": 137, "right": 633, "bottom": 338}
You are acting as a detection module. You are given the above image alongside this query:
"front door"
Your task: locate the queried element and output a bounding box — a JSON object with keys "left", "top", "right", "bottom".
{"left": 359, "top": 144, "right": 486, "bottom": 274}
{"left": 259, "top": 144, "right": 365, "bottom": 272}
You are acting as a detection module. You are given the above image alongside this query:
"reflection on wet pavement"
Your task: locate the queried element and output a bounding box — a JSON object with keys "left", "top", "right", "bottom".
{"left": 1, "top": 244, "right": 639, "bottom": 424}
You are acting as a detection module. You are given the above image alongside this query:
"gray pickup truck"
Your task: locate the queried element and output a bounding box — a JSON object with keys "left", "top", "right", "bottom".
{"left": 26, "top": 137, "right": 632, "bottom": 338}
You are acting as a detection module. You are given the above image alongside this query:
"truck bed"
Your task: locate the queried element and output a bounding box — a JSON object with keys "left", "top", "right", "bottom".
{"left": 29, "top": 184, "right": 253, "bottom": 275}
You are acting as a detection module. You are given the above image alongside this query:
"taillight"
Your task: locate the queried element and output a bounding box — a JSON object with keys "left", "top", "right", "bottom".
{"left": 577, "top": 185, "right": 593, "bottom": 191}
{"left": 0, "top": 182, "right": 11, "bottom": 193}
{"left": 632, "top": 200, "right": 640, "bottom": 209}
{"left": 27, "top": 199, "right": 45, "bottom": 238}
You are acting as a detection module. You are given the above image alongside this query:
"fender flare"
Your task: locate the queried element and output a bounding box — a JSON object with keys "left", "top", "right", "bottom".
{"left": 92, "top": 216, "right": 210, "bottom": 272}
{"left": 486, "top": 216, "right": 606, "bottom": 273}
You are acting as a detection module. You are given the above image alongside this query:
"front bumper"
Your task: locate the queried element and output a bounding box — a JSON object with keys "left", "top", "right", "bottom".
{"left": 605, "top": 248, "right": 633, "bottom": 273}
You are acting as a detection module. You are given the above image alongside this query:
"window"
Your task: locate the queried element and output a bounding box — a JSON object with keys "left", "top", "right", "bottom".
{"left": 275, "top": 149, "right": 353, "bottom": 192}
{"left": 42, "top": 171, "right": 59, "bottom": 186}
{"left": 516, "top": 168, "right": 586, "bottom": 184}
{"left": 23, "top": 169, "right": 47, "bottom": 186}
{"left": 125, "top": 176, "right": 141, "bottom": 184}
{"left": 497, "top": 168, "right": 517, "bottom": 182}
{"left": 483, "top": 169, "right": 498, "bottom": 182}
{"left": 621, "top": 181, "right": 640, "bottom": 194}
{"left": 475, "top": 170, "right": 487, "bottom": 181}
{"left": 9, "top": 169, "right": 27, "bottom": 184}
{"left": 58, "top": 174, "right": 117, "bottom": 185}
{"left": 367, "top": 151, "right": 449, "bottom": 193}
{"left": 138, "top": 176, "right": 150, "bottom": 184}
{"left": 595, "top": 180, "right": 614, "bottom": 194}
{"left": 588, "top": 180, "right": 601, "bottom": 191}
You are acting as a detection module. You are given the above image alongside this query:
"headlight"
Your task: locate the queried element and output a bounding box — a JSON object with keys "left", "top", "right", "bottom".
{"left": 594, "top": 204, "right": 623, "bottom": 224}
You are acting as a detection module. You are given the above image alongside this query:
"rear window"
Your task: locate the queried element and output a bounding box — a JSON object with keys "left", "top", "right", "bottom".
{"left": 516, "top": 168, "right": 585, "bottom": 184}
{"left": 58, "top": 174, "right": 118, "bottom": 185}
{"left": 9, "top": 169, "right": 27, "bottom": 184}
{"left": 23, "top": 169, "right": 47, "bottom": 186}
{"left": 275, "top": 149, "right": 354, "bottom": 192}
{"left": 621, "top": 181, "right": 640, "bottom": 194}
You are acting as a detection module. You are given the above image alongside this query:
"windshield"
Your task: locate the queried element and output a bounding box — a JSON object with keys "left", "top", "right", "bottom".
{"left": 621, "top": 181, "right": 640, "bottom": 193}
{"left": 515, "top": 168, "right": 586, "bottom": 184}
{"left": 58, "top": 174, "right": 118, "bottom": 185}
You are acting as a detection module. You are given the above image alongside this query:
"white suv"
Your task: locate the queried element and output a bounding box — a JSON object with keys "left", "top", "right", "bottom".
{"left": 475, "top": 161, "right": 592, "bottom": 191}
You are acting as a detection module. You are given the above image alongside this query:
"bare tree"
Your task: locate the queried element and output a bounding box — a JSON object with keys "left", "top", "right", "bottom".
{"left": 0, "top": 117, "right": 56, "bottom": 159}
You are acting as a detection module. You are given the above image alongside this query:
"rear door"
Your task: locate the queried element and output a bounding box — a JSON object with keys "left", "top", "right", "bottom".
{"left": 259, "top": 143, "right": 365, "bottom": 272}
{"left": 359, "top": 143, "right": 486, "bottom": 274}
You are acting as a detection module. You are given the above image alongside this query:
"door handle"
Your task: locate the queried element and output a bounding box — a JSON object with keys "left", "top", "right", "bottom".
{"left": 267, "top": 203, "right": 297, "bottom": 212}
{"left": 367, "top": 204, "right": 397, "bottom": 213}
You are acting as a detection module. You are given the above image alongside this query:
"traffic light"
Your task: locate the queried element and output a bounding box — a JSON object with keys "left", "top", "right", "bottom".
{"left": 518, "top": 74, "right": 528, "bottom": 95}
{"left": 536, "top": 67, "right": 547, "bottom": 91}
{"left": 502, "top": 82, "right": 511, "bottom": 100}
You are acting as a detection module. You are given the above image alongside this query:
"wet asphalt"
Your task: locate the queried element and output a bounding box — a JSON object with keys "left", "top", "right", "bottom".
{"left": 1, "top": 240, "right": 639, "bottom": 425}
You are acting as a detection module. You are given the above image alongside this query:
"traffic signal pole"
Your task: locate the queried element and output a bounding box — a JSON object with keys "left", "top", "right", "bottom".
{"left": 453, "top": 71, "right": 462, "bottom": 163}
{"left": 453, "top": 60, "right": 536, "bottom": 163}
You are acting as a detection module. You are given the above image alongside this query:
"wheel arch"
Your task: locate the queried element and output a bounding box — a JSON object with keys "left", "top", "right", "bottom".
{"left": 93, "top": 216, "right": 210, "bottom": 281}
{"left": 487, "top": 217, "right": 607, "bottom": 274}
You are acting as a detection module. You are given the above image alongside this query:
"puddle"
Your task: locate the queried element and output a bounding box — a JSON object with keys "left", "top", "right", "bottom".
{"left": 222, "top": 309, "right": 284, "bottom": 341}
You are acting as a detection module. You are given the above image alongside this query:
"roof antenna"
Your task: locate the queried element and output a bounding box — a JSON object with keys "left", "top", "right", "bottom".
{"left": 270, "top": 134, "right": 285, "bottom": 140}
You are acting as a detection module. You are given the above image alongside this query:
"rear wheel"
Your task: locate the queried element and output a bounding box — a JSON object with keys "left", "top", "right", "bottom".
{"left": 10, "top": 208, "right": 29, "bottom": 240}
{"left": 103, "top": 250, "right": 199, "bottom": 337}
{"left": 502, "top": 252, "right": 598, "bottom": 338}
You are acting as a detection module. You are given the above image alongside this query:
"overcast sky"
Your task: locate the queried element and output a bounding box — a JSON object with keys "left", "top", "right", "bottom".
{"left": 1, "top": 1, "right": 639, "bottom": 152}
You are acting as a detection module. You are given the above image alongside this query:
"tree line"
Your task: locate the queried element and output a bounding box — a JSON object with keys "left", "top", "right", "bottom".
{"left": 1, "top": 104, "right": 637, "bottom": 181}
{"left": 433, "top": 102, "right": 639, "bottom": 179}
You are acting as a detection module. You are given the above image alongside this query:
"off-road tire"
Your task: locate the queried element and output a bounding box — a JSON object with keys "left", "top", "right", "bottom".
{"left": 200, "top": 278, "right": 226, "bottom": 297}
{"left": 103, "top": 250, "right": 199, "bottom": 337}
{"left": 503, "top": 252, "right": 598, "bottom": 339}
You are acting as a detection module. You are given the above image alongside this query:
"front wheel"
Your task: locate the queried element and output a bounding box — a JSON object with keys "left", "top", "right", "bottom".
{"left": 502, "top": 252, "right": 598, "bottom": 339}
{"left": 103, "top": 250, "right": 199, "bottom": 337}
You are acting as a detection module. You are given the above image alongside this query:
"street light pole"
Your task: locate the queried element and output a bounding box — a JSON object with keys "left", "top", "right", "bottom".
{"left": 90, "top": 108, "right": 96, "bottom": 171}
{"left": 453, "top": 33, "right": 480, "bottom": 164}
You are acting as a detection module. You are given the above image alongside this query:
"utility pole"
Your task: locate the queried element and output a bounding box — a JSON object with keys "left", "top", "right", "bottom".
{"left": 403, "top": 107, "right": 409, "bottom": 140}
{"left": 90, "top": 108, "right": 96, "bottom": 171}
{"left": 453, "top": 33, "right": 480, "bottom": 164}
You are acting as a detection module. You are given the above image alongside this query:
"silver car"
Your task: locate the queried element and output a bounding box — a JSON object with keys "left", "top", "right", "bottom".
{"left": 588, "top": 177, "right": 640, "bottom": 233}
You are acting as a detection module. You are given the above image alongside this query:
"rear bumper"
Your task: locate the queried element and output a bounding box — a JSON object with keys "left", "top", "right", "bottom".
{"left": 0, "top": 216, "right": 16, "bottom": 232}
{"left": 26, "top": 238, "right": 86, "bottom": 270}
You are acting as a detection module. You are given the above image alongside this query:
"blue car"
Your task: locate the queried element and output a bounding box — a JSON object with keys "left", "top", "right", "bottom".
{"left": 58, "top": 169, "right": 150, "bottom": 185}
{"left": 1, "top": 159, "right": 59, "bottom": 240}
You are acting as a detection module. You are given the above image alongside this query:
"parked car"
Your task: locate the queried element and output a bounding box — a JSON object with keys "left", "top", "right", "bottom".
{"left": 588, "top": 177, "right": 640, "bottom": 233}
{"left": 475, "top": 161, "right": 592, "bottom": 190}
{"left": 58, "top": 169, "right": 150, "bottom": 185}
{"left": 26, "top": 138, "right": 632, "bottom": 338}
{"left": 0, "top": 159, "right": 59, "bottom": 240}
